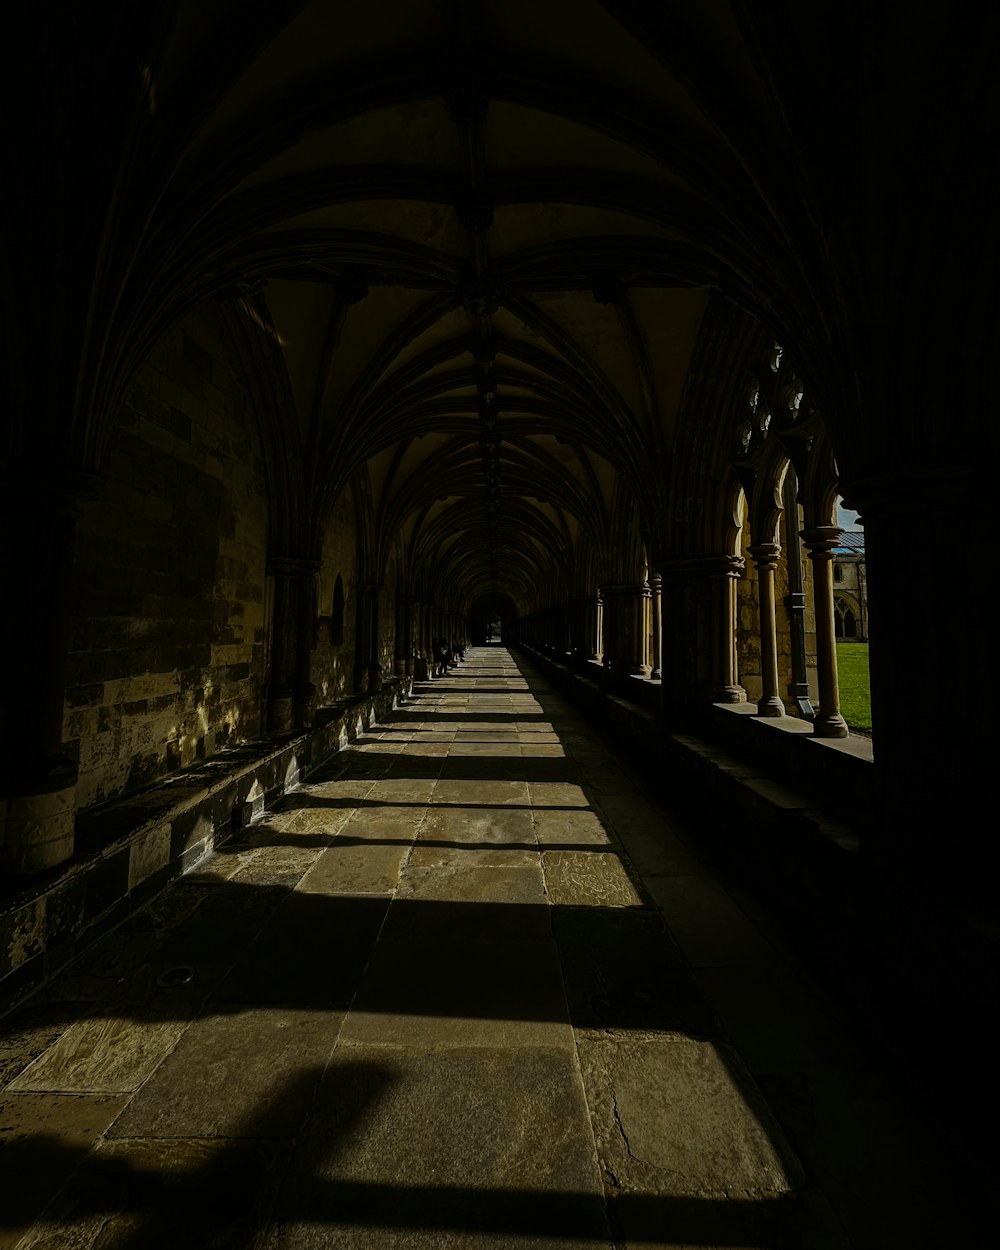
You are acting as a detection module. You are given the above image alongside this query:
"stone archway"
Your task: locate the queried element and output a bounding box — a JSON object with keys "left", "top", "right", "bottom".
{"left": 470, "top": 592, "right": 519, "bottom": 647}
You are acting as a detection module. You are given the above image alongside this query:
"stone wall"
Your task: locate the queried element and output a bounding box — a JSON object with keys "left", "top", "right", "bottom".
{"left": 64, "top": 306, "right": 269, "bottom": 808}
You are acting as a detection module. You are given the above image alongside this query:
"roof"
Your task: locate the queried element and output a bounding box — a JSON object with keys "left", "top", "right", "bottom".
{"left": 833, "top": 531, "right": 865, "bottom": 556}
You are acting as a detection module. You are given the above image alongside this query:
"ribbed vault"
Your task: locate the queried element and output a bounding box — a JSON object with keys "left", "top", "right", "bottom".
{"left": 10, "top": 1, "right": 991, "bottom": 615}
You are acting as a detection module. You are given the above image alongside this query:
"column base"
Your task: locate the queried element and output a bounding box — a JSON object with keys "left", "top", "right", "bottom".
{"left": 757, "top": 695, "right": 786, "bottom": 717}
{"left": 711, "top": 685, "right": 747, "bottom": 704}
{"left": 629, "top": 664, "right": 653, "bottom": 679}
{"left": 813, "top": 712, "right": 849, "bottom": 738}
{"left": 1, "top": 776, "right": 77, "bottom": 873}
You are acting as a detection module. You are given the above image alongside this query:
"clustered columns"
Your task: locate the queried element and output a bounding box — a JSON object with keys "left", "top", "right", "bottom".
{"left": 658, "top": 556, "right": 746, "bottom": 720}
{"left": 650, "top": 574, "right": 662, "bottom": 681}
{"left": 267, "top": 556, "right": 320, "bottom": 733}
{"left": 747, "top": 542, "right": 785, "bottom": 716}
{"left": 600, "top": 584, "right": 652, "bottom": 688}
{"left": 800, "top": 527, "right": 849, "bottom": 737}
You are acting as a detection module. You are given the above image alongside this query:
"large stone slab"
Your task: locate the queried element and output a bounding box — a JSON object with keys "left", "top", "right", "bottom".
{"left": 339, "top": 939, "right": 572, "bottom": 1050}
{"left": 108, "top": 1008, "right": 344, "bottom": 1139}
{"left": 552, "top": 908, "right": 720, "bottom": 1036}
{"left": 16, "top": 1136, "right": 290, "bottom": 1249}
{"left": 298, "top": 840, "right": 412, "bottom": 895}
{"left": 542, "top": 852, "right": 643, "bottom": 908}
{"left": 532, "top": 809, "right": 612, "bottom": 847}
{"left": 8, "top": 952, "right": 225, "bottom": 1095}
{"left": 265, "top": 1047, "right": 610, "bottom": 1249}
{"left": 614, "top": 830, "right": 704, "bottom": 879}
{"left": 0, "top": 1092, "right": 129, "bottom": 1250}
{"left": 577, "top": 1035, "right": 802, "bottom": 1197}
{"left": 1, "top": 1000, "right": 84, "bottom": 1092}
{"left": 366, "top": 779, "right": 437, "bottom": 804}
{"left": 646, "top": 877, "right": 777, "bottom": 968}
{"left": 409, "top": 806, "right": 536, "bottom": 868}
{"left": 211, "top": 894, "right": 388, "bottom": 1006}
{"left": 526, "top": 783, "right": 590, "bottom": 808}
{"left": 384, "top": 867, "right": 550, "bottom": 942}
{"left": 693, "top": 963, "right": 858, "bottom": 1076}
{"left": 7, "top": 1008, "right": 193, "bottom": 1096}
{"left": 592, "top": 794, "right": 665, "bottom": 834}
{"left": 431, "top": 780, "right": 530, "bottom": 806}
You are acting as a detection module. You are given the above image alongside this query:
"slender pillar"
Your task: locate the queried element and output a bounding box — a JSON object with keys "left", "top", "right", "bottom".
{"left": 593, "top": 595, "right": 604, "bottom": 663}
{"left": 800, "top": 528, "right": 849, "bottom": 737}
{"left": 631, "top": 583, "right": 653, "bottom": 678}
{"left": 748, "top": 543, "right": 785, "bottom": 716}
{"left": 782, "top": 467, "right": 813, "bottom": 717}
{"left": 650, "top": 574, "right": 662, "bottom": 680}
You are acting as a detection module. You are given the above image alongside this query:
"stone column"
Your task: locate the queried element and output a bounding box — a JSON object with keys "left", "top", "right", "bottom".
{"left": 657, "top": 555, "right": 746, "bottom": 722}
{"left": 1, "top": 470, "right": 96, "bottom": 873}
{"left": 747, "top": 543, "right": 785, "bottom": 716}
{"left": 593, "top": 595, "right": 604, "bottom": 663}
{"left": 650, "top": 574, "right": 662, "bottom": 680}
{"left": 631, "top": 584, "right": 653, "bottom": 678}
{"left": 800, "top": 528, "right": 848, "bottom": 737}
{"left": 600, "top": 585, "right": 650, "bottom": 686}
{"left": 782, "top": 467, "right": 813, "bottom": 717}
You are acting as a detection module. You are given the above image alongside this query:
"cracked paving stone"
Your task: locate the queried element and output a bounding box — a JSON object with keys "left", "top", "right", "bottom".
{"left": 577, "top": 1035, "right": 803, "bottom": 1198}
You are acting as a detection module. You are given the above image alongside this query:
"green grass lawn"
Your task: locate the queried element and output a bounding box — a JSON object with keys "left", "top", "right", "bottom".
{"left": 836, "top": 641, "right": 872, "bottom": 731}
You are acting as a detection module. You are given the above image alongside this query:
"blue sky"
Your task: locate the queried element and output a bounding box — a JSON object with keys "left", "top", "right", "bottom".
{"left": 836, "top": 498, "right": 863, "bottom": 531}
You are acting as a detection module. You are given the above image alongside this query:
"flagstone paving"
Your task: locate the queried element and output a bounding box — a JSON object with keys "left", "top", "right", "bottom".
{"left": 0, "top": 649, "right": 969, "bottom": 1247}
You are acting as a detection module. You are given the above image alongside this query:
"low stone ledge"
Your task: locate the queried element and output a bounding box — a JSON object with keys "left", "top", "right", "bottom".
{"left": 0, "top": 677, "right": 410, "bottom": 1014}
{"left": 519, "top": 643, "right": 859, "bottom": 924}
{"left": 708, "top": 701, "right": 873, "bottom": 825}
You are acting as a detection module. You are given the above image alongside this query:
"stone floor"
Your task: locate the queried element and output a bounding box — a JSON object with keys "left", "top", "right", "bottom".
{"left": 0, "top": 649, "right": 974, "bottom": 1248}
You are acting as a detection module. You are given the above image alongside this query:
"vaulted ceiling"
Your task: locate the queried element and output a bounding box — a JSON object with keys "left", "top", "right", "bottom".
{"left": 10, "top": 0, "right": 920, "bottom": 613}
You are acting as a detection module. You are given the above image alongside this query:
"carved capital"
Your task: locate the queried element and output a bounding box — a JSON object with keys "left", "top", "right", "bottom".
{"left": 747, "top": 542, "right": 781, "bottom": 571}
{"left": 800, "top": 526, "right": 842, "bottom": 558}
